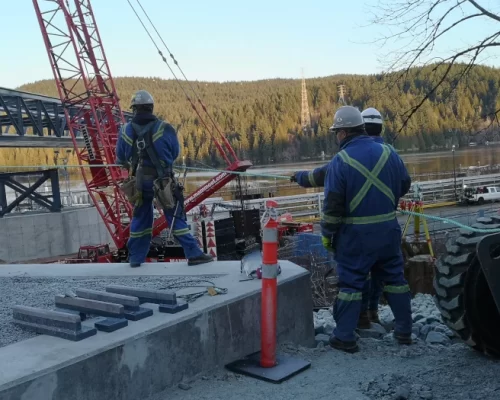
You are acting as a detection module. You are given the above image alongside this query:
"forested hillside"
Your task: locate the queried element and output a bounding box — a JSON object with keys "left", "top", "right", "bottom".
{"left": 3, "top": 63, "right": 499, "bottom": 168}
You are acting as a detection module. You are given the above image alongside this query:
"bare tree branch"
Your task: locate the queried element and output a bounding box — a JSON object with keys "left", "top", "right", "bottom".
{"left": 369, "top": 0, "right": 500, "bottom": 142}
{"left": 467, "top": 0, "right": 500, "bottom": 23}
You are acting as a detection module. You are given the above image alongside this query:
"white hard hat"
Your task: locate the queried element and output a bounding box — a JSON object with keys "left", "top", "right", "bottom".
{"left": 330, "top": 106, "right": 364, "bottom": 131}
{"left": 130, "top": 90, "right": 154, "bottom": 108}
{"left": 361, "top": 107, "right": 383, "bottom": 125}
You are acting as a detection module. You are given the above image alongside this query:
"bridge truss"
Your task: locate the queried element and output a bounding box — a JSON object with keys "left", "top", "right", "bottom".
{"left": 0, "top": 86, "right": 133, "bottom": 148}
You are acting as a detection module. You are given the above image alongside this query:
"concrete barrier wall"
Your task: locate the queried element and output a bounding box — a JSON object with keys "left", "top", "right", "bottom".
{"left": 0, "top": 207, "right": 111, "bottom": 262}
{"left": 0, "top": 268, "right": 314, "bottom": 400}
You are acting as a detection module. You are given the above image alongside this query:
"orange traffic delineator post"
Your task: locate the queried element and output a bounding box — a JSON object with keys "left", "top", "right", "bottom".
{"left": 260, "top": 200, "right": 279, "bottom": 367}
{"left": 225, "top": 200, "right": 311, "bottom": 384}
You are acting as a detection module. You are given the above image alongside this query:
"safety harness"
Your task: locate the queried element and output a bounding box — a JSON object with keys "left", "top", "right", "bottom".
{"left": 129, "top": 120, "right": 168, "bottom": 180}
{"left": 119, "top": 120, "right": 178, "bottom": 210}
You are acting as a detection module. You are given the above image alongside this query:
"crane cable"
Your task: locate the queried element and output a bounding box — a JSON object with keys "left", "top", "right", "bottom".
{"left": 132, "top": 0, "right": 237, "bottom": 162}
{"left": 125, "top": 0, "right": 235, "bottom": 166}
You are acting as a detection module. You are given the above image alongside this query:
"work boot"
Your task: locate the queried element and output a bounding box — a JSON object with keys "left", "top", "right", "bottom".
{"left": 357, "top": 311, "right": 372, "bottom": 329}
{"left": 130, "top": 262, "right": 141, "bottom": 268}
{"left": 394, "top": 332, "right": 413, "bottom": 345}
{"left": 188, "top": 253, "right": 214, "bottom": 266}
{"left": 329, "top": 336, "right": 359, "bottom": 354}
{"left": 368, "top": 309, "right": 381, "bottom": 324}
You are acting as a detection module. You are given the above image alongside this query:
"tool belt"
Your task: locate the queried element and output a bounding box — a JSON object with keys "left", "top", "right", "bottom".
{"left": 154, "top": 176, "right": 177, "bottom": 210}
{"left": 120, "top": 165, "right": 178, "bottom": 209}
{"left": 119, "top": 120, "right": 180, "bottom": 209}
{"left": 120, "top": 176, "right": 141, "bottom": 204}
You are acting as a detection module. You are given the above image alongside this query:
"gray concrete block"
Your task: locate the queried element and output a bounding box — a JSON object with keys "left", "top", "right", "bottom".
{"left": 124, "top": 307, "right": 154, "bottom": 321}
{"left": 12, "top": 305, "right": 96, "bottom": 341}
{"left": 75, "top": 288, "right": 140, "bottom": 310}
{"left": 106, "top": 285, "right": 177, "bottom": 305}
{"left": 54, "top": 307, "right": 87, "bottom": 321}
{"left": 13, "top": 306, "right": 81, "bottom": 330}
{"left": 95, "top": 318, "right": 128, "bottom": 333}
{"left": 55, "top": 295, "right": 124, "bottom": 318}
{"left": 158, "top": 301, "right": 189, "bottom": 314}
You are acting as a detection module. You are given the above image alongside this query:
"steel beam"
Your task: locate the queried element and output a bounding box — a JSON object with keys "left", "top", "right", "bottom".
{"left": 0, "top": 169, "right": 62, "bottom": 217}
{"left": 0, "top": 134, "right": 84, "bottom": 148}
{"left": 0, "top": 86, "right": 133, "bottom": 145}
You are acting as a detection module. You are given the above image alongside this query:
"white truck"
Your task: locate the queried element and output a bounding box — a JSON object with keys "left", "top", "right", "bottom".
{"left": 461, "top": 186, "right": 500, "bottom": 204}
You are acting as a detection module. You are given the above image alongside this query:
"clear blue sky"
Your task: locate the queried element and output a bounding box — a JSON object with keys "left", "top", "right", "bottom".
{"left": 1, "top": 0, "right": 498, "bottom": 88}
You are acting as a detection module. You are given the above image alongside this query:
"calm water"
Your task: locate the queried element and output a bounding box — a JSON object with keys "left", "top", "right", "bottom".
{"left": 25, "top": 145, "right": 500, "bottom": 202}
{"left": 180, "top": 145, "right": 500, "bottom": 195}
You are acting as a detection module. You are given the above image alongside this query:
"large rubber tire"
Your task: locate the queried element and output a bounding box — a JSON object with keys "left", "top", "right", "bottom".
{"left": 434, "top": 216, "right": 500, "bottom": 356}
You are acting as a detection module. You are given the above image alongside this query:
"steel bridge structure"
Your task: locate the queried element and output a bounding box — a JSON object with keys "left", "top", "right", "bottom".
{"left": 0, "top": 87, "right": 134, "bottom": 148}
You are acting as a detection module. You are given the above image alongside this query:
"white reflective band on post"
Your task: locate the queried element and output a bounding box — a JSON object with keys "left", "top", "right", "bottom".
{"left": 261, "top": 264, "right": 279, "bottom": 279}
{"left": 262, "top": 227, "right": 278, "bottom": 242}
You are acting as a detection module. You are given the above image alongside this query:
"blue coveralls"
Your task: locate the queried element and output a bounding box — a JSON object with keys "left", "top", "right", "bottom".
{"left": 321, "top": 134, "right": 412, "bottom": 342}
{"left": 294, "top": 165, "right": 328, "bottom": 188}
{"left": 116, "top": 113, "right": 204, "bottom": 263}
{"left": 295, "top": 140, "right": 385, "bottom": 314}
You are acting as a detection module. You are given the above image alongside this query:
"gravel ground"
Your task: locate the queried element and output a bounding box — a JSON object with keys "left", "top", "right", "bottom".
{"left": 0, "top": 274, "right": 221, "bottom": 348}
{"left": 144, "top": 340, "right": 500, "bottom": 400}
{"left": 143, "top": 294, "right": 500, "bottom": 400}
{"left": 4, "top": 279, "right": 500, "bottom": 399}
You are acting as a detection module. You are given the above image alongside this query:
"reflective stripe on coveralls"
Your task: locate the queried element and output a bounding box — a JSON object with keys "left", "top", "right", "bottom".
{"left": 331, "top": 143, "right": 411, "bottom": 342}
{"left": 308, "top": 171, "right": 317, "bottom": 187}
{"left": 127, "top": 180, "right": 204, "bottom": 263}
{"left": 337, "top": 145, "right": 394, "bottom": 212}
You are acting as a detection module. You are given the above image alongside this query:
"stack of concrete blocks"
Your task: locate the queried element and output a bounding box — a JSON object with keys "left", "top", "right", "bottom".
{"left": 12, "top": 285, "right": 189, "bottom": 341}
{"left": 0, "top": 207, "right": 111, "bottom": 263}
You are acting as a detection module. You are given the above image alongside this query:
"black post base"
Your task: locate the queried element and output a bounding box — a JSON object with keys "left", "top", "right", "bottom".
{"left": 225, "top": 351, "right": 311, "bottom": 384}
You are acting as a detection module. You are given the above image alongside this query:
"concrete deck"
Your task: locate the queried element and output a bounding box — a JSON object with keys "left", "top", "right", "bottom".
{"left": 0, "top": 261, "right": 314, "bottom": 400}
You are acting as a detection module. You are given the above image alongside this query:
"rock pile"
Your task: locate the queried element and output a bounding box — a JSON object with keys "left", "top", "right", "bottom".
{"left": 313, "top": 293, "right": 455, "bottom": 346}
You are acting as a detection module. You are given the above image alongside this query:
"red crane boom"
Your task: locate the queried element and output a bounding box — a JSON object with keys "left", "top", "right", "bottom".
{"left": 33, "top": 0, "right": 252, "bottom": 251}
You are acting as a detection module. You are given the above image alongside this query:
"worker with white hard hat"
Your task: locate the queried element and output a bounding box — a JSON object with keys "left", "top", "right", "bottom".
{"left": 321, "top": 105, "right": 412, "bottom": 353}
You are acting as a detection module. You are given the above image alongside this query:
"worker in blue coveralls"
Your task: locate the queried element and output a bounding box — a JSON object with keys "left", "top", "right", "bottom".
{"left": 116, "top": 90, "right": 213, "bottom": 268}
{"left": 321, "top": 105, "right": 412, "bottom": 353}
{"left": 291, "top": 107, "right": 389, "bottom": 328}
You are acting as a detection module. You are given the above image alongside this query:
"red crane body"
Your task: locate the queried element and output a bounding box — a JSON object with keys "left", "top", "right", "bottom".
{"left": 33, "top": 0, "right": 252, "bottom": 252}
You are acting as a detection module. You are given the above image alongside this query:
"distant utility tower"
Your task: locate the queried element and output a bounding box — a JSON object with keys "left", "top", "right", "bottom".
{"left": 338, "top": 84, "right": 347, "bottom": 105}
{"left": 301, "top": 69, "right": 311, "bottom": 130}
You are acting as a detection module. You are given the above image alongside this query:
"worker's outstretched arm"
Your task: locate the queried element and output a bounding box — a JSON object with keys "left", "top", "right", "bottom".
{"left": 115, "top": 123, "right": 134, "bottom": 166}
{"left": 154, "top": 123, "right": 180, "bottom": 167}
{"left": 321, "top": 156, "right": 347, "bottom": 251}
{"left": 292, "top": 164, "right": 328, "bottom": 188}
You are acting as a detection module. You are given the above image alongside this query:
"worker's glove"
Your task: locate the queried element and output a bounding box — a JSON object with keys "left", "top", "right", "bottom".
{"left": 290, "top": 173, "right": 297, "bottom": 183}
{"left": 116, "top": 158, "right": 130, "bottom": 170}
{"left": 321, "top": 236, "right": 335, "bottom": 252}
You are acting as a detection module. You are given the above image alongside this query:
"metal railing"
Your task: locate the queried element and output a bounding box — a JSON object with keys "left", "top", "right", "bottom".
{"left": 6, "top": 171, "right": 500, "bottom": 219}
{"left": 213, "top": 173, "right": 500, "bottom": 221}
